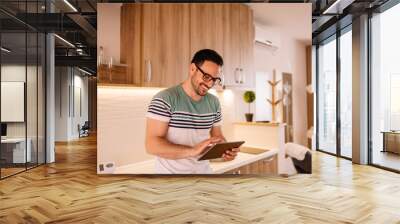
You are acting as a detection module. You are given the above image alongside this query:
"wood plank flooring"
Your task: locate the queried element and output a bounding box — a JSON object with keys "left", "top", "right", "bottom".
{"left": 1, "top": 135, "right": 400, "bottom": 223}
{"left": 372, "top": 151, "right": 400, "bottom": 171}
{"left": 1, "top": 167, "right": 26, "bottom": 178}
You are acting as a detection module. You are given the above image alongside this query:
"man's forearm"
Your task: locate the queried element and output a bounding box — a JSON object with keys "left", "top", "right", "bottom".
{"left": 146, "top": 137, "right": 195, "bottom": 159}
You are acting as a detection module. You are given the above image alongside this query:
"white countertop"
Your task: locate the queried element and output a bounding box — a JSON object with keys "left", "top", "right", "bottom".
{"left": 233, "top": 122, "right": 281, "bottom": 127}
{"left": 114, "top": 146, "right": 279, "bottom": 174}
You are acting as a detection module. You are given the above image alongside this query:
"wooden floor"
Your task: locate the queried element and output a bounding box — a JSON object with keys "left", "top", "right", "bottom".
{"left": 1, "top": 167, "right": 26, "bottom": 178}
{"left": 372, "top": 150, "right": 400, "bottom": 171}
{"left": 1, "top": 163, "right": 45, "bottom": 178}
{"left": 1, "top": 135, "right": 400, "bottom": 223}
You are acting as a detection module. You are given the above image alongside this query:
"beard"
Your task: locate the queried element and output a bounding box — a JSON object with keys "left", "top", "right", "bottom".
{"left": 191, "top": 77, "right": 209, "bottom": 96}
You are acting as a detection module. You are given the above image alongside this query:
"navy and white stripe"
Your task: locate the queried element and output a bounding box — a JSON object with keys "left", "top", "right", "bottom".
{"left": 151, "top": 98, "right": 171, "bottom": 109}
{"left": 147, "top": 98, "right": 172, "bottom": 118}
{"left": 215, "top": 111, "right": 222, "bottom": 123}
{"left": 148, "top": 98, "right": 222, "bottom": 129}
{"left": 168, "top": 111, "right": 221, "bottom": 129}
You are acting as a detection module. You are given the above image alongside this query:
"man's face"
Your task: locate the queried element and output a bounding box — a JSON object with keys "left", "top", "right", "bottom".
{"left": 189, "top": 60, "right": 222, "bottom": 96}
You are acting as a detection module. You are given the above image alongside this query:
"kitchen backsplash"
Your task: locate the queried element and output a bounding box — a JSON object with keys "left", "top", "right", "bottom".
{"left": 97, "top": 86, "right": 164, "bottom": 167}
{"left": 97, "top": 85, "right": 259, "bottom": 167}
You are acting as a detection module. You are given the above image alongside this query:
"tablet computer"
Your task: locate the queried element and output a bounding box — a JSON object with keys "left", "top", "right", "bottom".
{"left": 198, "top": 141, "right": 245, "bottom": 161}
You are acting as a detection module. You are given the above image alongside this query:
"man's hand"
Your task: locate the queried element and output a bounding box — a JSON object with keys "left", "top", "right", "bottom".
{"left": 222, "top": 147, "right": 240, "bottom": 161}
{"left": 191, "top": 137, "right": 222, "bottom": 157}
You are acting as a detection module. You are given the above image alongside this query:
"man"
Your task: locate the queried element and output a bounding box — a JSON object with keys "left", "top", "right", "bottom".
{"left": 145, "top": 49, "right": 239, "bottom": 174}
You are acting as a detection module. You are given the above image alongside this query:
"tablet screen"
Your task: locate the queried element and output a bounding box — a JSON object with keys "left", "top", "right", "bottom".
{"left": 198, "top": 141, "right": 245, "bottom": 161}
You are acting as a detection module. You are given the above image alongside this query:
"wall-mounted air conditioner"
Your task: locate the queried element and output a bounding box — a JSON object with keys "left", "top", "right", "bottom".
{"left": 255, "top": 26, "right": 279, "bottom": 52}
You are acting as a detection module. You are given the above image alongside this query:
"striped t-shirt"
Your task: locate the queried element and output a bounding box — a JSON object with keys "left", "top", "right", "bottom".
{"left": 146, "top": 84, "right": 222, "bottom": 174}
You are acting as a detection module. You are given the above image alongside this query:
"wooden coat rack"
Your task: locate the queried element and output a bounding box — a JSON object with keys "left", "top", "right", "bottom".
{"left": 267, "top": 69, "right": 282, "bottom": 122}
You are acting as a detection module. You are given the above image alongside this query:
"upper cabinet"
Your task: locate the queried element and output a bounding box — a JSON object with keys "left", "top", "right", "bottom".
{"left": 222, "top": 4, "right": 240, "bottom": 87}
{"left": 190, "top": 4, "right": 254, "bottom": 87}
{"left": 141, "top": 4, "right": 190, "bottom": 87}
{"left": 238, "top": 4, "right": 255, "bottom": 88}
{"left": 189, "top": 4, "right": 225, "bottom": 58}
{"left": 120, "top": 3, "right": 142, "bottom": 85}
{"left": 118, "top": 3, "right": 189, "bottom": 87}
{"left": 114, "top": 3, "right": 255, "bottom": 88}
{"left": 221, "top": 4, "right": 254, "bottom": 87}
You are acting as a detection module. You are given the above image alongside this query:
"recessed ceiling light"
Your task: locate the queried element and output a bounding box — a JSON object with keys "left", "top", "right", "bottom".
{"left": 78, "top": 67, "right": 93, "bottom": 76}
{"left": 63, "top": 0, "right": 78, "bottom": 12}
{"left": 323, "top": 0, "right": 355, "bottom": 15}
{"left": 1, "top": 47, "right": 11, "bottom": 53}
{"left": 54, "top": 34, "right": 75, "bottom": 48}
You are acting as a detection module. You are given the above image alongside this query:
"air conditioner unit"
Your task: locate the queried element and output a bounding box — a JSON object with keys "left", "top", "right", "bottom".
{"left": 255, "top": 26, "right": 279, "bottom": 52}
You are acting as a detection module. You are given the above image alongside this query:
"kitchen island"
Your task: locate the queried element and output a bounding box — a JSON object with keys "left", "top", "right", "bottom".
{"left": 113, "top": 146, "right": 278, "bottom": 174}
{"left": 233, "top": 122, "right": 289, "bottom": 174}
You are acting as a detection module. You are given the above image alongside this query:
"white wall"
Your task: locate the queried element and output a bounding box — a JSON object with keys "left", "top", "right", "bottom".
{"left": 255, "top": 71, "right": 273, "bottom": 122}
{"left": 1, "top": 82, "right": 25, "bottom": 122}
{"left": 244, "top": 29, "right": 309, "bottom": 146}
{"left": 71, "top": 74, "right": 89, "bottom": 138}
{"left": 55, "top": 67, "right": 70, "bottom": 141}
{"left": 208, "top": 89, "right": 237, "bottom": 141}
{"left": 97, "top": 3, "right": 122, "bottom": 64}
{"left": 1, "top": 65, "right": 35, "bottom": 138}
{"left": 55, "top": 67, "right": 89, "bottom": 141}
{"left": 1, "top": 66, "right": 26, "bottom": 125}
{"left": 1, "top": 64, "right": 47, "bottom": 163}
{"left": 229, "top": 89, "right": 256, "bottom": 124}
{"left": 241, "top": 3, "right": 311, "bottom": 146}
{"left": 1, "top": 65, "right": 26, "bottom": 81}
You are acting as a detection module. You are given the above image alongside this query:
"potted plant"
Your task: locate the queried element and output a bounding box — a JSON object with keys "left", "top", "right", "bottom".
{"left": 243, "top": 90, "right": 256, "bottom": 122}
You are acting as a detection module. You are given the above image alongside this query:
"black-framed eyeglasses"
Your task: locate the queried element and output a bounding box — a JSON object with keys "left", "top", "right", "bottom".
{"left": 195, "top": 64, "right": 222, "bottom": 86}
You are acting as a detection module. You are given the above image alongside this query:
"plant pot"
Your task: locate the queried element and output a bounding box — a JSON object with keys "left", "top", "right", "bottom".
{"left": 245, "top": 113, "right": 253, "bottom": 122}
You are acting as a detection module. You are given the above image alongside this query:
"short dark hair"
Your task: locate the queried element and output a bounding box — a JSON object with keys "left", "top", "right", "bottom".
{"left": 191, "top": 49, "right": 223, "bottom": 67}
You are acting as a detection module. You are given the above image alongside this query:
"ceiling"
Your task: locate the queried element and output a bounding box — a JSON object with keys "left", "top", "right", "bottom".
{"left": 0, "top": 0, "right": 97, "bottom": 74}
{"left": 311, "top": 0, "right": 390, "bottom": 43}
{"left": 1, "top": 0, "right": 394, "bottom": 74}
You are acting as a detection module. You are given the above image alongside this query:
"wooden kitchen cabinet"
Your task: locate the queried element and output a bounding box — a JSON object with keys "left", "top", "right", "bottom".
{"left": 238, "top": 4, "right": 255, "bottom": 88}
{"left": 221, "top": 4, "right": 255, "bottom": 87}
{"left": 224, "top": 155, "right": 278, "bottom": 175}
{"left": 97, "top": 64, "right": 128, "bottom": 84}
{"left": 110, "top": 65, "right": 128, "bottom": 84}
{"left": 189, "top": 4, "right": 225, "bottom": 59}
{"left": 119, "top": 3, "right": 254, "bottom": 87}
{"left": 141, "top": 3, "right": 190, "bottom": 87}
{"left": 190, "top": 4, "right": 255, "bottom": 87}
{"left": 120, "top": 3, "right": 142, "bottom": 85}
{"left": 98, "top": 64, "right": 109, "bottom": 83}
{"left": 221, "top": 4, "right": 240, "bottom": 86}
{"left": 120, "top": 3, "right": 190, "bottom": 87}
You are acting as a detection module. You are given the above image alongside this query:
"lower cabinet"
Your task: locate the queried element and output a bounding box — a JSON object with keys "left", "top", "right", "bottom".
{"left": 224, "top": 155, "right": 278, "bottom": 175}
